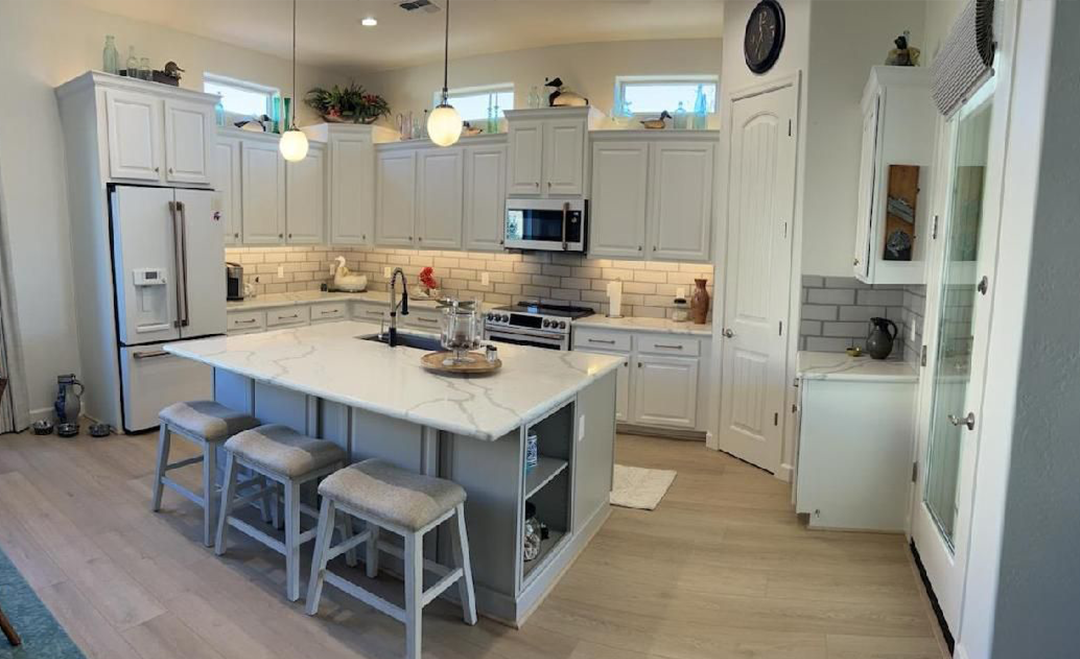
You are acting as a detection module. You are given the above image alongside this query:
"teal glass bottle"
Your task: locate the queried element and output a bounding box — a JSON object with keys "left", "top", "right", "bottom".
{"left": 102, "top": 36, "right": 119, "bottom": 75}
{"left": 692, "top": 84, "right": 708, "bottom": 130}
{"left": 673, "top": 101, "right": 688, "bottom": 130}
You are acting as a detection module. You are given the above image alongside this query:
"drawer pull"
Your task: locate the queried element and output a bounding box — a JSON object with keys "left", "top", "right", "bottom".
{"left": 133, "top": 349, "right": 170, "bottom": 360}
{"left": 235, "top": 318, "right": 257, "bottom": 325}
{"left": 365, "top": 311, "right": 383, "bottom": 316}
{"left": 280, "top": 314, "right": 299, "bottom": 319}
{"left": 654, "top": 344, "right": 684, "bottom": 350}
{"left": 588, "top": 338, "right": 616, "bottom": 345}
{"left": 415, "top": 317, "right": 438, "bottom": 324}
{"left": 319, "top": 309, "right": 338, "bottom": 315}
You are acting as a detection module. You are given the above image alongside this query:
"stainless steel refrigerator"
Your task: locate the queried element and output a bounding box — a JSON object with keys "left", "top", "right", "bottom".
{"left": 109, "top": 184, "right": 225, "bottom": 432}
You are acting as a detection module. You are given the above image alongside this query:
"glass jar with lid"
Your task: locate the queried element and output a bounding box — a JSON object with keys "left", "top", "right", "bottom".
{"left": 439, "top": 298, "right": 482, "bottom": 364}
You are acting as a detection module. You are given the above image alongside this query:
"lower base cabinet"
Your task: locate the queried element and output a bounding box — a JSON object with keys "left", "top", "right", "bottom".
{"left": 631, "top": 354, "right": 698, "bottom": 429}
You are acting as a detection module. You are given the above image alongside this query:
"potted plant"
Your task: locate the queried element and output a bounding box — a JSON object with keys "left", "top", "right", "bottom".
{"left": 304, "top": 83, "right": 391, "bottom": 124}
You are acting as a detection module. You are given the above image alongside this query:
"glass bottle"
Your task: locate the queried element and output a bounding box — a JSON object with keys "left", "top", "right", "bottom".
{"left": 421, "top": 109, "right": 429, "bottom": 139}
{"left": 102, "top": 36, "right": 119, "bottom": 75}
{"left": 491, "top": 97, "right": 501, "bottom": 134}
{"left": 125, "top": 46, "right": 138, "bottom": 78}
{"left": 138, "top": 57, "right": 151, "bottom": 81}
{"left": 214, "top": 96, "right": 226, "bottom": 127}
{"left": 692, "top": 84, "right": 708, "bottom": 130}
{"left": 283, "top": 97, "right": 292, "bottom": 131}
{"left": 528, "top": 85, "right": 541, "bottom": 109}
{"left": 673, "top": 101, "right": 688, "bottom": 130}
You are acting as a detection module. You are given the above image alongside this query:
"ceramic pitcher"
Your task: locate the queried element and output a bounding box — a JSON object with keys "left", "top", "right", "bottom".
{"left": 54, "top": 374, "right": 84, "bottom": 424}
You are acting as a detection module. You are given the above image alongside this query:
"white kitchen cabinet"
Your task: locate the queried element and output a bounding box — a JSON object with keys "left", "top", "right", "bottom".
{"left": 163, "top": 98, "right": 213, "bottom": 184}
{"left": 104, "top": 88, "right": 164, "bottom": 181}
{"left": 286, "top": 143, "right": 326, "bottom": 244}
{"left": 214, "top": 137, "right": 242, "bottom": 244}
{"left": 589, "top": 141, "right": 649, "bottom": 258}
{"left": 650, "top": 141, "right": 714, "bottom": 261}
{"left": 329, "top": 130, "right": 375, "bottom": 244}
{"left": 375, "top": 150, "right": 417, "bottom": 247}
{"left": 416, "top": 148, "right": 463, "bottom": 249}
{"left": 226, "top": 310, "right": 266, "bottom": 335}
{"left": 504, "top": 107, "right": 600, "bottom": 198}
{"left": 241, "top": 138, "right": 287, "bottom": 244}
{"left": 506, "top": 118, "right": 544, "bottom": 195}
{"left": 852, "top": 66, "right": 936, "bottom": 285}
{"left": 402, "top": 307, "right": 443, "bottom": 333}
{"left": 463, "top": 143, "right": 507, "bottom": 251}
{"left": 632, "top": 354, "right": 699, "bottom": 429}
{"left": 543, "top": 118, "right": 586, "bottom": 195}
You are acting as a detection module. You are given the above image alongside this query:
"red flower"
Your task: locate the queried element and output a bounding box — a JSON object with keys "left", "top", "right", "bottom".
{"left": 419, "top": 266, "right": 438, "bottom": 290}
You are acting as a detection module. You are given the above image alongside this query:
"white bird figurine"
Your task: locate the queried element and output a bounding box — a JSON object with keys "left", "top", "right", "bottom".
{"left": 332, "top": 256, "right": 367, "bottom": 292}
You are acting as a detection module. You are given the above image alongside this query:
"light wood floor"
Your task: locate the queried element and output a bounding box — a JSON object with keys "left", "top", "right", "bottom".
{"left": 0, "top": 429, "right": 948, "bottom": 659}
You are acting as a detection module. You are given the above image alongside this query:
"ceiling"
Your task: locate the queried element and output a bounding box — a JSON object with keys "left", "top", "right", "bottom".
{"left": 67, "top": 0, "right": 725, "bottom": 72}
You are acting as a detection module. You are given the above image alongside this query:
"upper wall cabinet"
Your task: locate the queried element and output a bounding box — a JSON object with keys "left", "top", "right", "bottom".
{"left": 214, "top": 136, "right": 242, "bottom": 244}
{"left": 589, "top": 131, "right": 719, "bottom": 262}
{"left": 853, "top": 66, "right": 936, "bottom": 285}
{"left": 375, "top": 149, "right": 417, "bottom": 247}
{"left": 285, "top": 143, "right": 326, "bottom": 244}
{"left": 463, "top": 143, "right": 508, "bottom": 251}
{"left": 240, "top": 135, "right": 287, "bottom": 244}
{"left": 164, "top": 99, "right": 214, "bottom": 184}
{"left": 416, "top": 148, "right": 464, "bottom": 249}
{"left": 504, "top": 107, "right": 603, "bottom": 198}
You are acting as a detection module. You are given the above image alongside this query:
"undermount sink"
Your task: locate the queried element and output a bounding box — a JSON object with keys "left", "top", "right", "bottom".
{"left": 359, "top": 332, "right": 443, "bottom": 352}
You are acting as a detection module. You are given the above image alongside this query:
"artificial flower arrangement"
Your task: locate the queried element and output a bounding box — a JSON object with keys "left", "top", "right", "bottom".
{"left": 305, "top": 83, "right": 390, "bottom": 124}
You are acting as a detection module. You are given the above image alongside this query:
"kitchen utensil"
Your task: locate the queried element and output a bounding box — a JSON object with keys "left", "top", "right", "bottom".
{"left": 606, "top": 281, "right": 623, "bottom": 318}
{"left": 89, "top": 423, "right": 111, "bottom": 438}
{"left": 54, "top": 374, "right": 84, "bottom": 424}
{"left": 672, "top": 297, "right": 690, "bottom": 322}
{"left": 31, "top": 420, "right": 54, "bottom": 435}
{"left": 440, "top": 299, "right": 482, "bottom": 364}
{"left": 523, "top": 501, "right": 549, "bottom": 562}
{"left": 57, "top": 423, "right": 79, "bottom": 438}
{"left": 866, "top": 317, "right": 898, "bottom": 360}
{"left": 485, "top": 345, "right": 498, "bottom": 363}
{"left": 226, "top": 262, "right": 244, "bottom": 300}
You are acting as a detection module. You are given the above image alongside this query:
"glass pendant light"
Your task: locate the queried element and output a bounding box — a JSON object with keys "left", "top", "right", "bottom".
{"left": 427, "top": 0, "right": 462, "bottom": 147}
{"left": 280, "top": 0, "right": 309, "bottom": 162}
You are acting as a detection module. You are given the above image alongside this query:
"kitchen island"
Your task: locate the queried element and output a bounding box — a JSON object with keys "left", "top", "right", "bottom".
{"left": 164, "top": 320, "right": 621, "bottom": 626}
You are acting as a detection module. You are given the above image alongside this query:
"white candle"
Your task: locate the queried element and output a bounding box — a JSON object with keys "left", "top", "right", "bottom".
{"left": 607, "top": 280, "right": 623, "bottom": 318}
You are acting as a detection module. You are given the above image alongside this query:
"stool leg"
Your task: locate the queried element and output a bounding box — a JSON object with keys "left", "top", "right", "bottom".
{"left": 272, "top": 482, "right": 283, "bottom": 530}
{"left": 284, "top": 480, "right": 302, "bottom": 602}
{"left": 450, "top": 503, "right": 478, "bottom": 625}
{"left": 151, "top": 424, "right": 171, "bottom": 512}
{"left": 201, "top": 440, "right": 218, "bottom": 547}
{"left": 341, "top": 511, "right": 358, "bottom": 568}
{"left": 215, "top": 454, "right": 239, "bottom": 556}
{"left": 0, "top": 603, "right": 21, "bottom": 646}
{"left": 258, "top": 472, "right": 273, "bottom": 524}
{"left": 365, "top": 523, "right": 380, "bottom": 579}
{"left": 305, "top": 497, "right": 336, "bottom": 615}
{"left": 404, "top": 533, "right": 423, "bottom": 659}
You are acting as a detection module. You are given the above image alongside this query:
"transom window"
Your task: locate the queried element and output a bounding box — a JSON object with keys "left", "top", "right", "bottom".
{"left": 615, "top": 75, "right": 718, "bottom": 115}
{"left": 433, "top": 84, "right": 514, "bottom": 122}
{"left": 204, "top": 73, "right": 279, "bottom": 117}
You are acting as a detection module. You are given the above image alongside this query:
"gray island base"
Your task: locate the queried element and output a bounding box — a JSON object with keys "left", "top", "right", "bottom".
{"left": 164, "top": 321, "right": 621, "bottom": 626}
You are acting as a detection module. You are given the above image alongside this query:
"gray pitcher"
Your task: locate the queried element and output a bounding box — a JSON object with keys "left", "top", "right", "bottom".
{"left": 54, "top": 374, "right": 84, "bottom": 424}
{"left": 866, "top": 317, "right": 898, "bottom": 360}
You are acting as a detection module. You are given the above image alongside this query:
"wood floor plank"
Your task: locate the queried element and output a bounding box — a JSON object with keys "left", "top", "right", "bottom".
{"left": 35, "top": 580, "right": 145, "bottom": 659}
{"left": 826, "top": 633, "right": 945, "bottom": 659}
{"left": 122, "top": 614, "right": 227, "bottom": 659}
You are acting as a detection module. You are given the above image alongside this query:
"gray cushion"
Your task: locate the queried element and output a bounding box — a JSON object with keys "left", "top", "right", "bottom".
{"left": 159, "top": 400, "right": 260, "bottom": 442}
{"left": 225, "top": 424, "right": 345, "bottom": 478}
{"left": 318, "top": 459, "right": 466, "bottom": 532}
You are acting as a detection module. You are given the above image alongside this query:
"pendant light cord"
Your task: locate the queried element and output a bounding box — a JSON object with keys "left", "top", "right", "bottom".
{"left": 291, "top": 0, "right": 298, "bottom": 129}
{"left": 441, "top": 0, "right": 450, "bottom": 101}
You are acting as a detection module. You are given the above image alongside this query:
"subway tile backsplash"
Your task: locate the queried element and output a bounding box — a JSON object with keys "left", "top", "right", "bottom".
{"left": 225, "top": 245, "right": 715, "bottom": 321}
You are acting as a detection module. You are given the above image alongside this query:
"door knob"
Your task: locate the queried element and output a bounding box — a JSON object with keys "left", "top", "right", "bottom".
{"left": 947, "top": 412, "right": 976, "bottom": 430}
{"left": 722, "top": 329, "right": 734, "bottom": 338}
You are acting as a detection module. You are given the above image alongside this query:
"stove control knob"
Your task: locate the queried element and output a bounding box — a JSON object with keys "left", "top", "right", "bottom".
{"left": 559, "top": 321, "right": 567, "bottom": 329}
{"left": 487, "top": 313, "right": 494, "bottom": 321}
{"left": 542, "top": 319, "right": 551, "bottom": 328}
{"left": 501, "top": 314, "right": 509, "bottom": 323}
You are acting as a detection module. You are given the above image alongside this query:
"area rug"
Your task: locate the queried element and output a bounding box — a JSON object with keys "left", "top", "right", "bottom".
{"left": 610, "top": 464, "right": 677, "bottom": 510}
{"left": 0, "top": 547, "right": 85, "bottom": 659}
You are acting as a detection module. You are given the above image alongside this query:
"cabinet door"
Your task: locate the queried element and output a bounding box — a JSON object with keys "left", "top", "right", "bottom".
{"left": 590, "top": 141, "right": 649, "bottom": 258}
{"left": 104, "top": 89, "right": 163, "bottom": 181}
{"left": 463, "top": 144, "right": 507, "bottom": 251}
{"left": 286, "top": 146, "right": 326, "bottom": 244}
{"left": 329, "top": 133, "right": 374, "bottom": 244}
{"left": 507, "top": 120, "right": 544, "bottom": 195}
{"left": 164, "top": 99, "right": 213, "bottom": 184}
{"left": 416, "top": 148, "right": 463, "bottom": 249}
{"left": 632, "top": 355, "right": 698, "bottom": 429}
{"left": 649, "top": 141, "right": 714, "bottom": 261}
{"left": 375, "top": 150, "right": 416, "bottom": 246}
{"left": 853, "top": 92, "right": 881, "bottom": 281}
{"left": 214, "top": 138, "right": 242, "bottom": 244}
{"left": 573, "top": 345, "right": 632, "bottom": 422}
{"left": 241, "top": 141, "right": 286, "bottom": 244}
{"left": 543, "top": 119, "right": 586, "bottom": 196}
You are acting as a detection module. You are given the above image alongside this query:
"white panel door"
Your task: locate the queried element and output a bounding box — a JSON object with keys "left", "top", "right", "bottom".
{"left": 853, "top": 92, "right": 880, "bottom": 280}
{"left": 717, "top": 83, "right": 797, "bottom": 473}
{"left": 164, "top": 99, "right": 213, "bottom": 184}
{"left": 650, "top": 141, "right": 715, "bottom": 261}
{"left": 330, "top": 133, "right": 374, "bottom": 244}
{"left": 463, "top": 144, "right": 507, "bottom": 251}
{"left": 632, "top": 355, "right": 698, "bottom": 429}
{"left": 241, "top": 141, "right": 286, "bottom": 244}
{"left": 375, "top": 150, "right": 416, "bottom": 246}
{"left": 175, "top": 188, "right": 225, "bottom": 338}
{"left": 589, "top": 141, "right": 649, "bottom": 258}
{"left": 286, "top": 146, "right": 326, "bottom": 244}
{"left": 214, "top": 138, "right": 242, "bottom": 244}
{"left": 105, "top": 89, "right": 163, "bottom": 181}
{"left": 507, "top": 120, "right": 544, "bottom": 195}
{"left": 416, "top": 148, "right": 463, "bottom": 249}
{"left": 543, "top": 119, "right": 585, "bottom": 196}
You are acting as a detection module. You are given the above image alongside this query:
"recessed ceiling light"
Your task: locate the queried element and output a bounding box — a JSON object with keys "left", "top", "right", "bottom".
{"left": 361, "top": 16, "right": 378, "bottom": 26}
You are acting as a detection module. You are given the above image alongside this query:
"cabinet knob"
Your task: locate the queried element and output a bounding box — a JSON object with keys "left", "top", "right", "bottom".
{"left": 168, "top": 168, "right": 174, "bottom": 174}
{"left": 234, "top": 232, "right": 239, "bottom": 238}
{"left": 362, "top": 234, "right": 367, "bottom": 240}
{"left": 279, "top": 233, "right": 284, "bottom": 238}
{"left": 652, "top": 246, "right": 657, "bottom": 252}
{"left": 853, "top": 258, "right": 860, "bottom": 266}
{"left": 535, "top": 182, "right": 540, "bottom": 188}
{"left": 288, "top": 233, "right": 292, "bottom": 238}
{"left": 418, "top": 236, "right": 422, "bottom": 242}
{"left": 154, "top": 167, "right": 160, "bottom": 173}
{"left": 722, "top": 328, "right": 735, "bottom": 338}
{"left": 638, "top": 245, "right": 643, "bottom": 251}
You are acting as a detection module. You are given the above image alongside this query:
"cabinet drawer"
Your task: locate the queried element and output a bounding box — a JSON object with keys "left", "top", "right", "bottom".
{"left": 573, "top": 329, "right": 631, "bottom": 352}
{"left": 353, "top": 304, "right": 389, "bottom": 323}
{"left": 310, "top": 303, "right": 346, "bottom": 323}
{"left": 266, "top": 306, "right": 310, "bottom": 328}
{"left": 403, "top": 309, "right": 442, "bottom": 332}
{"left": 637, "top": 334, "right": 700, "bottom": 357}
{"left": 227, "top": 311, "right": 265, "bottom": 334}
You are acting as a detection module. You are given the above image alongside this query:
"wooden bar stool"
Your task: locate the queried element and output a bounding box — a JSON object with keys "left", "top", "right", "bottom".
{"left": 305, "top": 459, "right": 477, "bottom": 659}
{"left": 152, "top": 400, "right": 261, "bottom": 546}
{"left": 0, "top": 602, "right": 20, "bottom": 647}
{"left": 215, "top": 424, "right": 349, "bottom": 602}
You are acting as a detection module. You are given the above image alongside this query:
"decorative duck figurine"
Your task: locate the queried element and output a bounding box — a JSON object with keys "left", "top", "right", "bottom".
{"left": 331, "top": 256, "right": 368, "bottom": 292}
{"left": 545, "top": 77, "right": 589, "bottom": 107}
{"left": 640, "top": 111, "right": 672, "bottom": 130}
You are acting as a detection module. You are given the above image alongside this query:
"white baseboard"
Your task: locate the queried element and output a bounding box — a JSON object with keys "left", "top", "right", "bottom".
{"left": 30, "top": 407, "right": 53, "bottom": 423}
{"left": 776, "top": 463, "right": 793, "bottom": 482}
{"left": 954, "top": 643, "right": 972, "bottom": 659}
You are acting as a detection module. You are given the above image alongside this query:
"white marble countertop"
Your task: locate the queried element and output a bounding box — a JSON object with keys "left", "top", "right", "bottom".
{"left": 573, "top": 315, "right": 712, "bottom": 336}
{"left": 796, "top": 351, "right": 918, "bottom": 383}
{"left": 227, "top": 290, "right": 476, "bottom": 312}
{"left": 165, "top": 321, "right": 622, "bottom": 441}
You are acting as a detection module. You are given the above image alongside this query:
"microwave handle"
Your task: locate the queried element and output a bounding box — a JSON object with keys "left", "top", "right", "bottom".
{"left": 561, "top": 202, "right": 569, "bottom": 251}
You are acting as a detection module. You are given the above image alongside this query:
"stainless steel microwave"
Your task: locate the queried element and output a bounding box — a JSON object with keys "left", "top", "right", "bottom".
{"left": 504, "top": 198, "right": 587, "bottom": 252}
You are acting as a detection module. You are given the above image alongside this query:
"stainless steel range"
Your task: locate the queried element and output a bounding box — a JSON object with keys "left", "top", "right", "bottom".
{"left": 484, "top": 302, "right": 595, "bottom": 351}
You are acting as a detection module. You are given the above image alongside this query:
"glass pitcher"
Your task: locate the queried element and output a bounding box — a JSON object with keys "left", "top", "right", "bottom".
{"left": 439, "top": 299, "right": 482, "bottom": 364}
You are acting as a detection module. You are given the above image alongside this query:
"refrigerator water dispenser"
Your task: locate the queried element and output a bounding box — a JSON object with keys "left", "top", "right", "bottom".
{"left": 132, "top": 268, "right": 171, "bottom": 331}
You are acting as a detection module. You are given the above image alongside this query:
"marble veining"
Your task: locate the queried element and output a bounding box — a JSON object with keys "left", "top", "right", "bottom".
{"left": 573, "top": 315, "right": 712, "bottom": 336}
{"left": 164, "top": 321, "right": 622, "bottom": 441}
{"left": 797, "top": 350, "right": 918, "bottom": 383}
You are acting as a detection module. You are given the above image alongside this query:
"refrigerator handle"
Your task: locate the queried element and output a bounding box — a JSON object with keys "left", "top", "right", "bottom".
{"left": 168, "top": 201, "right": 188, "bottom": 329}
{"left": 177, "top": 201, "right": 190, "bottom": 327}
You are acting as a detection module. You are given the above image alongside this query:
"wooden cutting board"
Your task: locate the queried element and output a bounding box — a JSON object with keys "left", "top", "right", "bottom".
{"left": 420, "top": 351, "right": 502, "bottom": 375}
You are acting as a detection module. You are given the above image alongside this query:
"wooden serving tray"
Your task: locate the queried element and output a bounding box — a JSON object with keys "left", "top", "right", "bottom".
{"left": 421, "top": 351, "right": 502, "bottom": 375}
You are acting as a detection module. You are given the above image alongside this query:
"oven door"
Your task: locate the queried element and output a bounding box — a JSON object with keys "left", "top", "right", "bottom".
{"left": 504, "top": 199, "right": 586, "bottom": 252}
{"left": 485, "top": 326, "right": 567, "bottom": 351}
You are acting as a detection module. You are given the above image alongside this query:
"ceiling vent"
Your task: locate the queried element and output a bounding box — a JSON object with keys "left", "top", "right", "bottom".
{"left": 399, "top": 0, "right": 441, "bottom": 13}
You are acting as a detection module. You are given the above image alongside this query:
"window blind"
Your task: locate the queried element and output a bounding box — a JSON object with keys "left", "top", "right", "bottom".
{"left": 930, "top": 0, "right": 996, "bottom": 116}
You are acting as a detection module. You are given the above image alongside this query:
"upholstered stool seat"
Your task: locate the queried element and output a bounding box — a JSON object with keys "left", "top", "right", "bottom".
{"left": 159, "top": 400, "right": 260, "bottom": 443}
{"left": 225, "top": 424, "right": 345, "bottom": 478}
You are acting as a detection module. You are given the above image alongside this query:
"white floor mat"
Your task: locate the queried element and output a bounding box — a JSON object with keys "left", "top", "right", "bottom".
{"left": 609, "top": 464, "right": 677, "bottom": 510}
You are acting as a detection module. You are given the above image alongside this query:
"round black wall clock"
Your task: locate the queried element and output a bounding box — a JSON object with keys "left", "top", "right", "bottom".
{"left": 744, "top": 0, "right": 786, "bottom": 75}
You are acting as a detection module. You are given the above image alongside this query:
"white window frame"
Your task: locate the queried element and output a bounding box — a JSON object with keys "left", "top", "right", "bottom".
{"left": 203, "top": 72, "right": 280, "bottom": 120}
{"left": 614, "top": 74, "right": 719, "bottom": 117}
{"left": 433, "top": 83, "right": 515, "bottom": 121}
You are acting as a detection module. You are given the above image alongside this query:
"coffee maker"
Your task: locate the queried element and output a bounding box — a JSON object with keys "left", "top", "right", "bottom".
{"left": 226, "top": 262, "right": 244, "bottom": 301}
